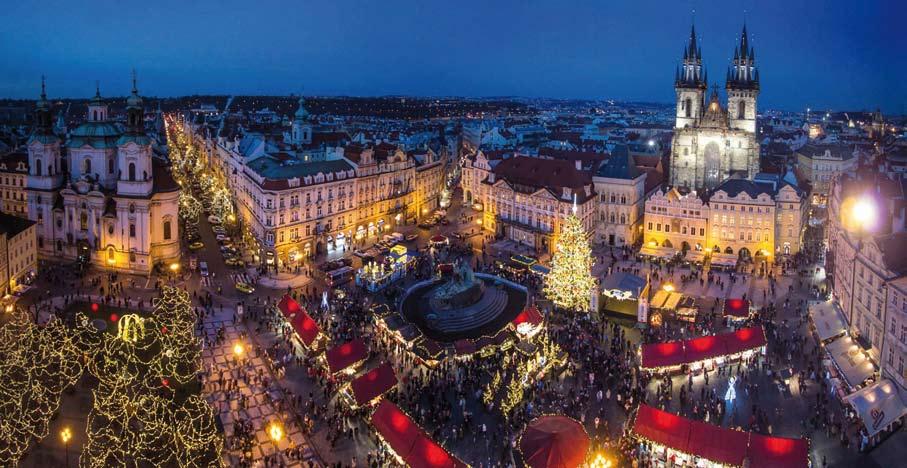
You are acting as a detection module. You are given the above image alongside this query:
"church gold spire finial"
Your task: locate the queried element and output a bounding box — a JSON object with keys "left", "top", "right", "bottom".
{"left": 132, "top": 68, "right": 138, "bottom": 94}
{"left": 95, "top": 80, "right": 100, "bottom": 98}
{"left": 40, "top": 75, "right": 46, "bottom": 99}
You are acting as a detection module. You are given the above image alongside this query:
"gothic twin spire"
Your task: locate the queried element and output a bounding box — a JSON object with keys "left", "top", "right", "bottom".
{"left": 676, "top": 23, "right": 759, "bottom": 90}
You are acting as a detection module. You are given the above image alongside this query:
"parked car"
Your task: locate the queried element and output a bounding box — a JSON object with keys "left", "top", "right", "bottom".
{"left": 189, "top": 241, "right": 205, "bottom": 250}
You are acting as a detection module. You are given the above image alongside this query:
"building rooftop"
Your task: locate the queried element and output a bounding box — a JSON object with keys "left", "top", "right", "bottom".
{"left": 0, "top": 212, "right": 36, "bottom": 238}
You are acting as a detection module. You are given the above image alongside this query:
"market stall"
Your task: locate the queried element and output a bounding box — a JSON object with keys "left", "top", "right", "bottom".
{"left": 808, "top": 300, "right": 848, "bottom": 343}
{"left": 640, "top": 326, "right": 767, "bottom": 372}
{"left": 639, "top": 245, "right": 678, "bottom": 260}
{"left": 823, "top": 335, "right": 877, "bottom": 392}
{"left": 347, "top": 363, "right": 398, "bottom": 409}
{"left": 325, "top": 338, "right": 368, "bottom": 375}
{"left": 599, "top": 271, "right": 649, "bottom": 320}
{"left": 511, "top": 305, "right": 544, "bottom": 337}
{"left": 355, "top": 245, "right": 417, "bottom": 292}
{"left": 843, "top": 379, "right": 907, "bottom": 450}
{"left": 277, "top": 295, "right": 323, "bottom": 350}
{"left": 530, "top": 264, "right": 550, "bottom": 277}
{"left": 370, "top": 400, "right": 467, "bottom": 467}
{"left": 709, "top": 252, "right": 737, "bottom": 269}
{"left": 723, "top": 298, "right": 753, "bottom": 321}
{"left": 631, "top": 404, "right": 809, "bottom": 468}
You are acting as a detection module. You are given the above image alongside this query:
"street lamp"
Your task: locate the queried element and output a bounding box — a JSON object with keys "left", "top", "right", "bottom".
{"left": 232, "top": 342, "right": 245, "bottom": 358}
{"left": 60, "top": 427, "right": 72, "bottom": 467}
{"left": 169, "top": 262, "right": 180, "bottom": 273}
{"left": 662, "top": 283, "right": 675, "bottom": 293}
{"left": 589, "top": 453, "right": 613, "bottom": 468}
{"left": 267, "top": 420, "right": 284, "bottom": 443}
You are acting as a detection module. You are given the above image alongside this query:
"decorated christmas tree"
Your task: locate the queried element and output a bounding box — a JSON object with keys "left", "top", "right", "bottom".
{"left": 543, "top": 209, "right": 595, "bottom": 311}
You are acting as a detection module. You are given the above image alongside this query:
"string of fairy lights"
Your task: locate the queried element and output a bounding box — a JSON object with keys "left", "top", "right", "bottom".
{"left": 165, "top": 116, "right": 234, "bottom": 221}
{"left": 0, "top": 286, "right": 222, "bottom": 466}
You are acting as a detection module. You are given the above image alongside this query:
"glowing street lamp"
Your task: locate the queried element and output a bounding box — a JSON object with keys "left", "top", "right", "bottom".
{"left": 61, "top": 427, "right": 72, "bottom": 467}
{"left": 169, "top": 262, "right": 180, "bottom": 272}
{"left": 232, "top": 342, "right": 245, "bottom": 358}
{"left": 590, "top": 453, "right": 613, "bottom": 468}
{"left": 267, "top": 421, "right": 284, "bottom": 443}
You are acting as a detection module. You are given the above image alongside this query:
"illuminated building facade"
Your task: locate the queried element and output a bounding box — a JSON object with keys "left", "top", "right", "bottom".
{"left": 25, "top": 78, "right": 180, "bottom": 275}
{"left": 670, "top": 24, "right": 760, "bottom": 189}
{"left": 0, "top": 151, "right": 28, "bottom": 216}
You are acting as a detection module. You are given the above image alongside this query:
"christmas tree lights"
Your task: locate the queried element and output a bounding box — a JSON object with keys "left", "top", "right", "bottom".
{"left": 543, "top": 211, "right": 596, "bottom": 311}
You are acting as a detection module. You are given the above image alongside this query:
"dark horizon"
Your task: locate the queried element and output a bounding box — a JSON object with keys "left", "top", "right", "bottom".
{"left": 2, "top": 0, "right": 903, "bottom": 114}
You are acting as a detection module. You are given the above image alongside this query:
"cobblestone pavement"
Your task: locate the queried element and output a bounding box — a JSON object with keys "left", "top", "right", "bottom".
{"left": 198, "top": 316, "right": 321, "bottom": 467}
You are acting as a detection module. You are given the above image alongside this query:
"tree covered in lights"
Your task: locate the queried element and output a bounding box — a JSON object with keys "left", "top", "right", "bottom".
{"left": 74, "top": 286, "right": 222, "bottom": 467}
{"left": 543, "top": 211, "right": 595, "bottom": 311}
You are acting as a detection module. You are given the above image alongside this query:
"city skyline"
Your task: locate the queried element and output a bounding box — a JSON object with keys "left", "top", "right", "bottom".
{"left": 1, "top": 0, "right": 903, "bottom": 113}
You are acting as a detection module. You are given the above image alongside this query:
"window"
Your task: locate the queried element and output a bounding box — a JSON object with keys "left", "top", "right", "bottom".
{"left": 129, "top": 224, "right": 136, "bottom": 237}
{"left": 737, "top": 101, "right": 746, "bottom": 120}
{"left": 80, "top": 212, "right": 88, "bottom": 231}
{"left": 108, "top": 158, "right": 115, "bottom": 174}
{"left": 35, "top": 159, "right": 42, "bottom": 176}
{"left": 83, "top": 158, "right": 91, "bottom": 175}
{"left": 648, "top": 222, "right": 653, "bottom": 231}
{"left": 163, "top": 221, "right": 171, "bottom": 240}
{"left": 684, "top": 98, "right": 692, "bottom": 118}
{"left": 129, "top": 251, "right": 136, "bottom": 263}
{"left": 128, "top": 163, "right": 136, "bottom": 181}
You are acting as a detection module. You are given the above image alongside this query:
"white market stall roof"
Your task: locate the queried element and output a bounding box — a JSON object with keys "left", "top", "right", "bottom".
{"left": 640, "top": 245, "right": 677, "bottom": 259}
{"left": 685, "top": 250, "right": 706, "bottom": 263}
{"left": 709, "top": 253, "right": 737, "bottom": 267}
{"left": 844, "top": 379, "right": 907, "bottom": 437}
{"left": 825, "top": 335, "right": 877, "bottom": 390}
{"left": 809, "top": 300, "right": 848, "bottom": 342}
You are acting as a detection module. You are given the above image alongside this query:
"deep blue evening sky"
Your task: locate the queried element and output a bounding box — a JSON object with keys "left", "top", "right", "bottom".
{"left": 1, "top": 0, "right": 903, "bottom": 113}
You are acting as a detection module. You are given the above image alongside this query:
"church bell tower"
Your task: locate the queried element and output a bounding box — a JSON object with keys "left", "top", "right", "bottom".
{"left": 675, "top": 24, "right": 707, "bottom": 129}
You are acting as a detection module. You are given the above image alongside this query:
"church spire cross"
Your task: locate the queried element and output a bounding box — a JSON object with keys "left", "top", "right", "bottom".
{"left": 132, "top": 68, "right": 138, "bottom": 94}
{"left": 95, "top": 80, "right": 101, "bottom": 98}
{"left": 40, "top": 75, "right": 46, "bottom": 100}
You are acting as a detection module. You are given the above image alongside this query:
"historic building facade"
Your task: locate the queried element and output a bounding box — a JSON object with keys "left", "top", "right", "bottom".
{"left": 0, "top": 151, "right": 28, "bottom": 216}
{"left": 670, "top": 25, "right": 760, "bottom": 189}
{"left": 644, "top": 175, "right": 805, "bottom": 263}
{"left": 191, "top": 99, "right": 447, "bottom": 269}
{"left": 25, "top": 79, "right": 180, "bottom": 275}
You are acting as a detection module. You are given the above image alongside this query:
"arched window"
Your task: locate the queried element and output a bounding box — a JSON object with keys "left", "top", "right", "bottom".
{"left": 737, "top": 101, "right": 746, "bottom": 120}
{"left": 108, "top": 158, "right": 115, "bottom": 174}
{"left": 107, "top": 247, "right": 115, "bottom": 260}
{"left": 93, "top": 110, "right": 98, "bottom": 121}
{"left": 80, "top": 212, "right": 88, "bottom": 231}
{"left": 83, "top": 158, "right": 91, "bottom": 175}
{"left": 128, "top": 163, "right": 136, "bottom": 181}
{"left": 684, "top": 98, "right": 692, "bottom": 118}
{"left": 163, "top": 220, "right": 172, "bottom": 240}
{"left": 35, "top": 159, "right": 42, "bottom": 176}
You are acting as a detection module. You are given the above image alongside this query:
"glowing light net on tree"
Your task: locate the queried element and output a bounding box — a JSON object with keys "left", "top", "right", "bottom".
{"left": 0, "top": 316, "right": 83, "bottom": 465}
{"left": 543, "top": 212, "right": 596, "bottom": 311}
{"left": 179, "top": 193, "right": 202, "bottom": 222}
{"left": 72, "top": 286, "right": 222, "bottom": 467}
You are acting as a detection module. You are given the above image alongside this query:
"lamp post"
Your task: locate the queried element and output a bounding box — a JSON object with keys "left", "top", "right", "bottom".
{"left": 267, "top": 420, "right": 285, "bottom": 462}
{"left": 60, "top": 427, "right": 72, "bottom": 467}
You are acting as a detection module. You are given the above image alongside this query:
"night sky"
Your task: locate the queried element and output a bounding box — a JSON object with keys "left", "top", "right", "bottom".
{"left": 1, "top": 0, "right": 903, "bottom": 113}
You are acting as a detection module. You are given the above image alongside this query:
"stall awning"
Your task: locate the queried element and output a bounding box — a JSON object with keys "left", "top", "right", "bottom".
{"left": 721, "top": 326, "right": 767, "bottom": 356}
{"left": 687, "top": 420, "right": 748, "bottom": 467}
{"left": 639, "top": 245, "right": 677, "bottom": 259}
{"left": 685, "top": 250, "right": 706, "bottom": 263}
{"left": 513, "top": 305, "right": 543, "bottom": 327}
{"left": 808, "top": 300, "right": 847, "bottom": 342}
{"left": 530, "top": 264, "right": 550, "bottom": 276}
{"left": 723, "top": 298, "right": 751, "bottom": 318}
{"left": 824, "top": 335, "right": 876, "bottom": 390}
{"left": 371, "top": 400, "right": 420, "bottom": 459}
{"left": 650, "top": 290, "right": 670, "bottom": 309}
{"left": 405, "top": 435, "right": 468, "bottom": 468}
{"left": 641, "top": 341, "right": 686, "bottom": 370}
{"left": 632, "top": 405, "right": 809, "bottom": 468}
{"left": 684, "top": 335, "right": 727, "bottom": 363}
{"left": 326, "top": 338, "right": 368, "bottom": 374}
{"left": 710, "top": 253, "right": 737, "bottom": 267}
{"left": 844, "top": 379, "right": 907, "bottom": 438}
{"left": 746, "top": 433, "right": 809, "bottom": 468}
{"left": 632, "top": 404, "right": 691, "bottom": 452}
{"left": 663, "top": 292, "right": 682, "bottom": 311}
{"left": 290, "top": 308, "right": 320, "bottom": 347}
{"left": 641, "top": 327, "right": 766, "bottom": 370}
{"left": 277, "top": 294, "right": 303, "bottom": 318}
{"left": 351, "top": 363, "right": 398, "bottom": 407}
